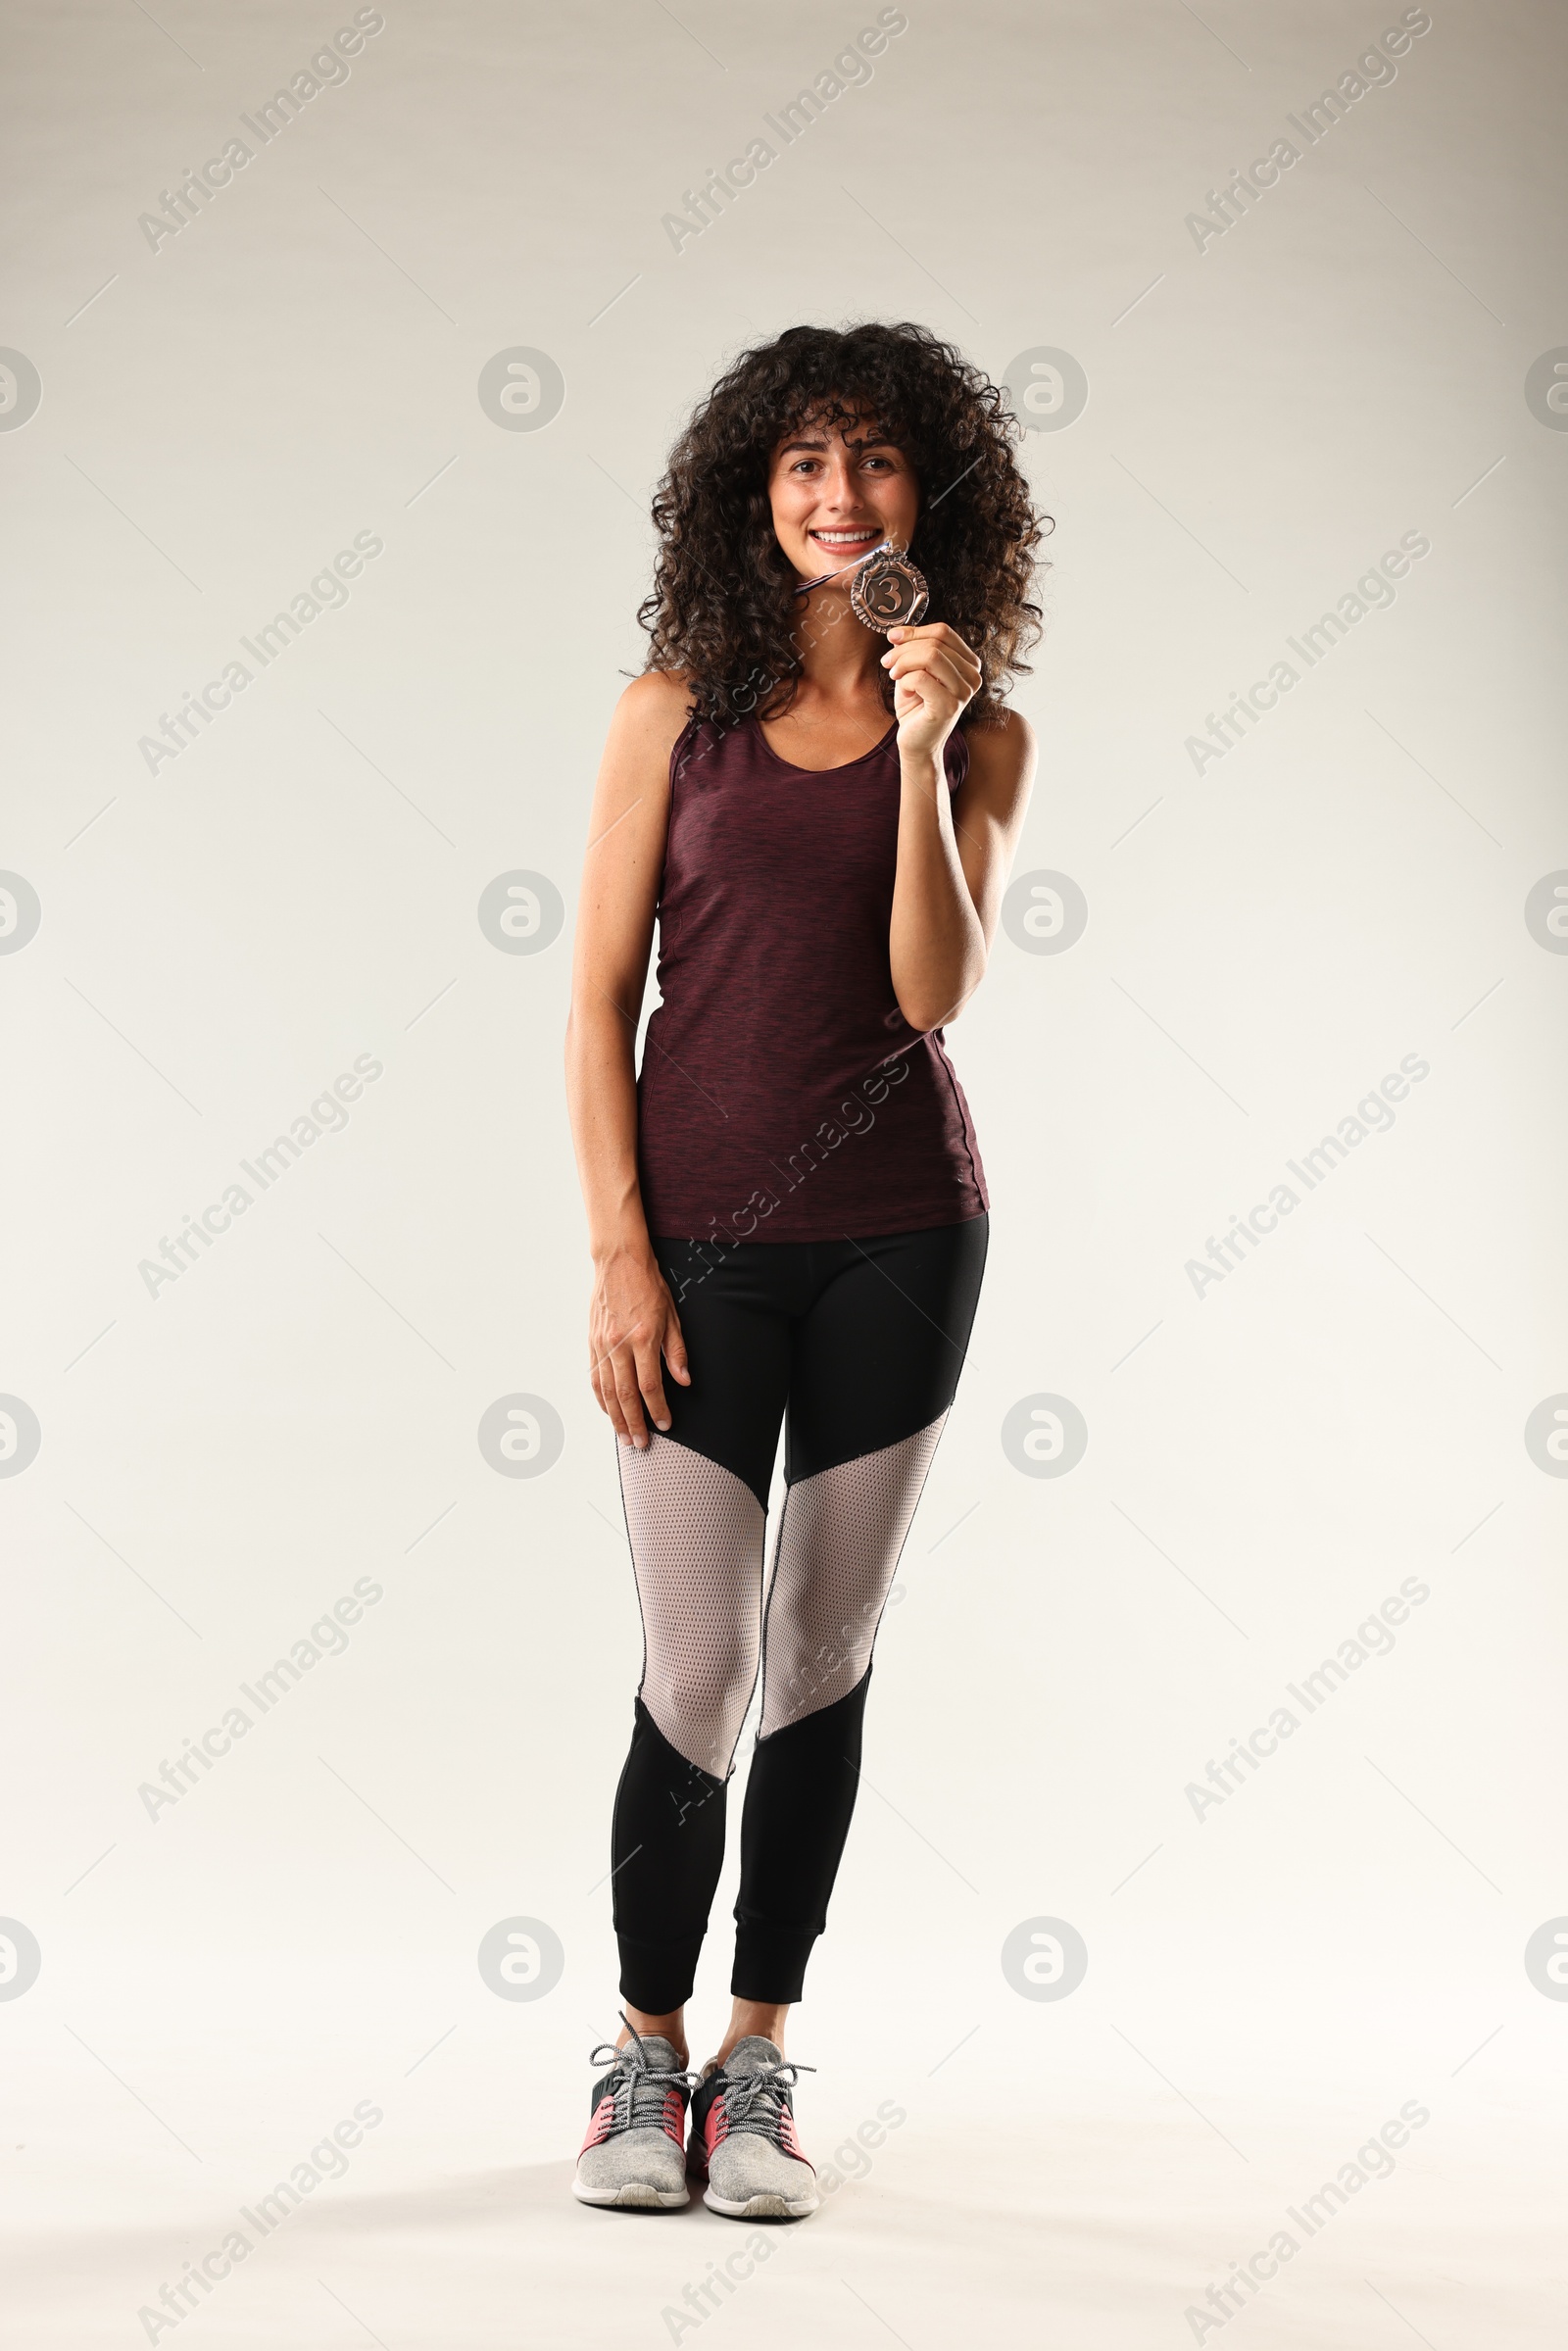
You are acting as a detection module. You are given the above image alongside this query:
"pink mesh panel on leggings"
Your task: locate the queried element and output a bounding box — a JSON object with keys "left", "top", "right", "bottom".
{"left": 759, "top": 1412, "right": 949, "bottom": 1739}
{"left": 617, "top": 1433, "right": 765, "bottom": 1776}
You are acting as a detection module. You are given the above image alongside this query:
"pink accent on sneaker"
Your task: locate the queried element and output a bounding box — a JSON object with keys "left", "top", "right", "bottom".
{"left": 580, "top": 2087, "right": 686, "bottom": 2157}
{"left": 700, "top": 2083, "right": 811, "bottom": 2172}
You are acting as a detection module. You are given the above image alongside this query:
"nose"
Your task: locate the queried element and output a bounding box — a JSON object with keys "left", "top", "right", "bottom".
{"left": 813, "top": 453, "right": 865, "bottom": 510}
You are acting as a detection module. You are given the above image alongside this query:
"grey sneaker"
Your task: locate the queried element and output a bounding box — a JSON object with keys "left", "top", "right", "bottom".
{"left": 689, "top": 2037, "right": 818, "bottom": 2219}
{"left": 572, "top": 2019, "right": 695, "bottom": 2210}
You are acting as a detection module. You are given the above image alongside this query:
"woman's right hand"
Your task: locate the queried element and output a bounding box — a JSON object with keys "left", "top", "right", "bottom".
{"left": 588, "top": 1245, "right": 691, "bottom": 1448}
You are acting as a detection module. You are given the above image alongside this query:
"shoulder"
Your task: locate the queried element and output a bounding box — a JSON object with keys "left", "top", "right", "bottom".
{"left": 962, "top": 705, "right": 1037, "bottom": 787}
{"left": 956, "top": 708, "right": 1037, "bottom": 827}
{"left": 588, "top": 672, "right": 698, "bottom": 845}
{"left": 610, "top": 668, "right": 699, "bottom": 761}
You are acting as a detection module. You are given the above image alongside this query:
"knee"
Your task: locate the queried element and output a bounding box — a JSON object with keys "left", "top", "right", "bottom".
{"left": 657, "top": 1644, "right": 755, "bottom": 1727}
{"left": 647, "top": 1640, "right": 757, "bottom": 1770}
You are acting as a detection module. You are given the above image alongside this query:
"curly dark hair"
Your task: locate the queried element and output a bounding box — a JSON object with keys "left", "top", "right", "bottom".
{"left": 639, "top": 320, "right": 1049, "bottom": 728}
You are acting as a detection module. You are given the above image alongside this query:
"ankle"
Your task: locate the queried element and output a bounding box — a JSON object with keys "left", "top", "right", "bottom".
{"left": 617, "top": 2006, "right": 687, "bottom": 2067}
{"left": 713, "top": 2000, "right": 791, "bottom": 2067}
{"left": 619, "top": 2033, "right": 689, "bottom": 2068}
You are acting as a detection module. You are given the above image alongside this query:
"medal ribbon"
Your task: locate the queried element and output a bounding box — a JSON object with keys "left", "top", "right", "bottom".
{"left": 792, "top": 537, "right": 900, "bottom": 595}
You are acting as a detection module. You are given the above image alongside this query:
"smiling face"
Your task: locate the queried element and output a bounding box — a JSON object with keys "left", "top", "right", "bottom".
{"left": 766, "top": 407, "right": 920, "bottom": 585}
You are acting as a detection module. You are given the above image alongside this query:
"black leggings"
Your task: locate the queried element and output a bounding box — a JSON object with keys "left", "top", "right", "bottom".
{"left": 610, "top": 1214, "right": 988, "bottom": 2010}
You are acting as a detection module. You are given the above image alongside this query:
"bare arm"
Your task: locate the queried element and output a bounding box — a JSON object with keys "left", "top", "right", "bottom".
{"left": 883, "top": 620, "right": 1038, "bottom": 1030}
{"left": 564, "top": 670, "right": 692, "bottom": 1448}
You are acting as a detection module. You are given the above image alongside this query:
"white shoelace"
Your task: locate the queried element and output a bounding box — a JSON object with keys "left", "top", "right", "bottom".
{"left": 587, "top": 2013, "right": 696, "bottom": 2132}
{"left": 716, "top": 2057, "right": 816, "bottom": 2149}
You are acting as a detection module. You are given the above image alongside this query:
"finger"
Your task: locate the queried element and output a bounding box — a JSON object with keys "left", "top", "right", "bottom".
{"left": 919, "top": 649, "right": 977, "bottom": 698}
{"left": 663, "top": 1308, "right": 692, "bottom": 1385}
{"left": 885, "top": 647, "right": 975, "bottom": 701}
{"left": 887, "top": 635, "right": 981, "bottom": 695}
{"left": 633, "top": 1328, "right": 671, "bottom": 1432}
{"left": 882, "top": 632, "right": 974, "bottom": 673}
{"left": 892, "top": 672, "right": 959, "bottom": 716}
{"left": 888, "top": 623, "right": 979, "bottom": 663}
{"left": 591, "top": 1327, "right": 633, "bottom": 1421}
{"left": 895, "top": 690, "right": 963, "bottom": 738}
{"left": 599, "top": 1379, "right": 632, "bottom": 1444}
{"left": 887, "top": 634, "right": 981, "bottom": 685}
{"left": 611, "top": 1339, "right": 652, "bottom": 1447}
{"left": 590, "top": 1343, "right": 631, "bottom": 1440}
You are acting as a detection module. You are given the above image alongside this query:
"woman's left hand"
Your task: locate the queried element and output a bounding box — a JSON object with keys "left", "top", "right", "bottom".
{"left": 883, "top": 622, "right": 982, "bottom": 758}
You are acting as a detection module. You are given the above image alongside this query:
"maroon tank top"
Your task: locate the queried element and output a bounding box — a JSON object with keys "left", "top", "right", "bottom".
{"left": 636, "top": 710, "right": 989, "bottom": 1245}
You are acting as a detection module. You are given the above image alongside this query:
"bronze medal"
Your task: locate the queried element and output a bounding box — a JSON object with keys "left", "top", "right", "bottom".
{"left": 848, "top": 550, "right": 929, "bottom": 634}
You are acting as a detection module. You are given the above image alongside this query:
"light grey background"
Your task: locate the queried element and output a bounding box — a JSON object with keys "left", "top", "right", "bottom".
{"left": 3, "top": 1, "right": 1565, "bottom": 2343}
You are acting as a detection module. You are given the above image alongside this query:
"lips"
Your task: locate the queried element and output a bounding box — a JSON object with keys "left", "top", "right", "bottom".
{"left": 808, "top": 528, "right": 883, "bottom": 547}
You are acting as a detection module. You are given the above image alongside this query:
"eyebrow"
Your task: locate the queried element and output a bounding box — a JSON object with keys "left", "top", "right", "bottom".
{"left": 778, "top": 430, "right": 895, "bottom": 456}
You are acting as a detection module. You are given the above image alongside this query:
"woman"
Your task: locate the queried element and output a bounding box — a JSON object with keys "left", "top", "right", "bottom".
{"left": 564, "top": 320, "right": 1042, "bottom": 2219}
